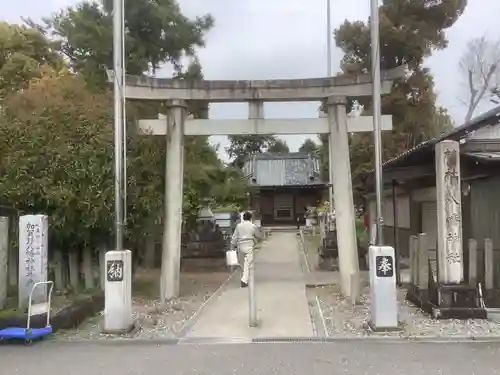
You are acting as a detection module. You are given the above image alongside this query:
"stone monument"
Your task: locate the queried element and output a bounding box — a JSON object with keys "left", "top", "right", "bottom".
{"left": 18, "top": 214, "right": 48, "bottom": 308}
{"left": 103, "top": 250, "right": 133, "bottom": 333}
{"left": 405, "top": 141, "right": 485, "bottom": 319}
{"left": 435, "top": 140, "right": 463, "bottom": 284}
{"left": 368, "top": 245, "right": 399, "bottom": 331}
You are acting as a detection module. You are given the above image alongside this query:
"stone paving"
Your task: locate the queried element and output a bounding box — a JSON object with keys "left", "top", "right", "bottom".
{"left": 184, "top": 231, "right": 314, "bottom": 338}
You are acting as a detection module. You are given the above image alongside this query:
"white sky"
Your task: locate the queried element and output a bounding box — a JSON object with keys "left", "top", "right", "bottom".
{"left": 3, "top": 0, "right": 500, "bottom": 160}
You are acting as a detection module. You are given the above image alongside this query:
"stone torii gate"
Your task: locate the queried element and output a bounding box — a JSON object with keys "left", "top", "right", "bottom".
{"left": 109, "top": 66, "right": 405, "bottom": 301}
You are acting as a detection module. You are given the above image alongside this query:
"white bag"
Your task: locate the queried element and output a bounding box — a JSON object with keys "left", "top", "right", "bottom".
{"left": 226, "top": 250, "right": 239, "bottom": 267}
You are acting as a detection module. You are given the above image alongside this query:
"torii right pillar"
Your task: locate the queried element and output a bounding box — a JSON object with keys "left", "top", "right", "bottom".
{"left": 326, "top": 96, "right": 360, "bottom": 300}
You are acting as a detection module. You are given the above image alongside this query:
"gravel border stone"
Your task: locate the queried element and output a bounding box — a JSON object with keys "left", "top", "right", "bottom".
{"left": 54, "top": 271, "right": 234, "bottom": 342}
{"left": 316, "top": 282, "right": 500, "bottom": 339}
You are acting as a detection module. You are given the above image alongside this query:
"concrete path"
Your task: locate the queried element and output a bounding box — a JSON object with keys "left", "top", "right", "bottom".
{"left": 185, "top": 232, "right": 314, "bottom": 338}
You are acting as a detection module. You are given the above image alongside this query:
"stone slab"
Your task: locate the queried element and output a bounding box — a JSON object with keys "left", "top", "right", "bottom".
{"left": 185, "top": 232, "right": 313, "bottom": 338}
{"left": 435, "top": 140, "right": 463, "bottom": 284}
{"left": 18, "top": 214, "right": 48, "bottom": 307}
{"left": 108, "top": 65, "right": 406, "bottom": 102}
{"left": 368, "top": 246, "right": 398, "bottom": 329}
{"left": 138, "top": 116, "right": 393, "bottom": 136}
{"left": 104, "top": 250, "right": 133, "bottom": 333}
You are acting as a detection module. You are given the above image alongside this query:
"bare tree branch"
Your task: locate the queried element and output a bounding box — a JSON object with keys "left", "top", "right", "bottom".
{"left": 459, "top": 35, "right": 500, "bottom": 122}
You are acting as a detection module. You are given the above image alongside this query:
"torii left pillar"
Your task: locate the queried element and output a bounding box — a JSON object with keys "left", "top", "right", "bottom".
{"left": 160, "top": 99, "right": 186, "bottom": 301}
{"left": 327, "top": 96, "right": 360, "bottom": 301}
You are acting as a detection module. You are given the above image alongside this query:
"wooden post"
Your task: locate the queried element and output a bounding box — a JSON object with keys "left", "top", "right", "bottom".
{"left": 409, "top": 235, "right": 418, "bottom": 286}
{"left": 392, "top": 180, "right": 401, "bottom": 286}
{"left": 485, "top": 238, "right": 494, "bottom": 290}
{"left": 468, "top": 238, "right": 477, "bottom": 287}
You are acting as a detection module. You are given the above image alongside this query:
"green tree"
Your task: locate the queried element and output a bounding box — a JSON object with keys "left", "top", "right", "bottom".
{"left": 226, "top": 135, "right": 277, "bottom": 168}
{"left": 30, "top": 0, "right": 214, "bottom": 88}
{"left": 298, "top": 138, "right": 318, "bottom": 153}
{"left": 0, "top": 21, "right": 62, "bottom": 98}
{"left": 267, "top": 139, "right": 290, "bottom": 153}
{"left": 0, "top": 68, "right": 163, "bottom": 252}
{"left": 209, "top": 166, "right": 249, "bottom": 209}
{"left": 183, "top": 135, "right": 224, "bottom": 227}
{"left": 330, "top": 0, "right": 466, "bottom": 202}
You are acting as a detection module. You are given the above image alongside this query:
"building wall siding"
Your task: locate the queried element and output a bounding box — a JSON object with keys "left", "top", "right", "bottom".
{"left": 470, "top": 176, "right": 500, "bottom": 245}
{"left": 367, "top": 194, "right": 410, "bottom": 229}
{"left": 470, "top": 123, "right": 500, "bottom": 140}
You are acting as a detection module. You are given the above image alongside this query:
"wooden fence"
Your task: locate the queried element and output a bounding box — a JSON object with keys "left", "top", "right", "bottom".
{"left": 409, "top": 233, "right": 500, "bottom": 292}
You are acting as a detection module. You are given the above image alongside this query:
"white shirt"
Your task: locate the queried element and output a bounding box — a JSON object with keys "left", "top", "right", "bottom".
{"left": 231, "top": 220, "right": 262, "bottom": 251}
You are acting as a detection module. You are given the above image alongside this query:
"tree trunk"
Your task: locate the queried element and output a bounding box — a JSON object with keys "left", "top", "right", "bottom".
{"left": 144, "top": 236, "right": 156, "bottom": 268}
{"left": 53, "top": 249, "right": 65, "bottom": 291}
{"left": 98, "top": 245, "right": 106, "bottom": 290}
{"left": 8, "top": 240, "right": 17, "bottom": 288}
{"left": 0, "top": 217, "right": 8, "bottom": 309}
{"left": 82, "top": 248, "right": 94, "bottom": 290}
{"left": 68, "top": 251, "right": 80, "bottom": 290}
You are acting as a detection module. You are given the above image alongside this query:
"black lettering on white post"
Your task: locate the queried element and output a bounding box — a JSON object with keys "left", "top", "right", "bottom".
{"left": 376, "top": 256, "right": 394, "bottom": 278}
{"left": 107, "top": 260, "right": 124, "bottom": 282}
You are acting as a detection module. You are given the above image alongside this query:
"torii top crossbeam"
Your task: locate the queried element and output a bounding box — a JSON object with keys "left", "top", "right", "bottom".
{"left": 107, "top": 65, "right": 406, "bottom": 102}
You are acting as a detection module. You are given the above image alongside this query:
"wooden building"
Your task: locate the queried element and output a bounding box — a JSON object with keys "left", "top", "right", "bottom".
{"left": 362, "top": 106, "right": 500, "bottom": 285}
{"left": 243, "top": 152, "right": 326, "bottom": 226}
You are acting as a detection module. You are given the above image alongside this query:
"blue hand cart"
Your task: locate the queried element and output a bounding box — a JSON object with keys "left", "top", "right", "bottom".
{"left": 0, "top": 281, "right": 54, "bottom": 345}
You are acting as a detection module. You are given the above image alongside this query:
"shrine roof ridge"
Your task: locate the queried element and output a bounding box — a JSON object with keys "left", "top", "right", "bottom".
{"left": 254, "top": 152, "right": 319, "bottom": 160}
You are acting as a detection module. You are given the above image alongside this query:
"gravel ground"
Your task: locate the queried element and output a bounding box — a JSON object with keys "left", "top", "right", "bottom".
{"left": 316, "top": 282, "right": 500, "bottom": 338}
{"left": 55, "top": 270, "right": 233, "bottom": 341}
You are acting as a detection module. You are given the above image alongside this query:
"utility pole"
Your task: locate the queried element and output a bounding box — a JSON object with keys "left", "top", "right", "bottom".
{"left": 369, "top": 0, "right": 384, "bottom": 245}
{"left": 112, "top": 0, "right": 126, "bottom": 251}
{"left": 326, "top": 0, "right": 334, "bottom": 216}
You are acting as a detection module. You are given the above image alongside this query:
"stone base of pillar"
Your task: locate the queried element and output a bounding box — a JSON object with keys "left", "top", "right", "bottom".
{"left": 101, "top": 320, "right": 138, "bottom": 335}
{"left": 364, "top": 320, "right": 403, "bottom": 333}
{"left": 405, "top": 283, "right": 487, "bottom": 320}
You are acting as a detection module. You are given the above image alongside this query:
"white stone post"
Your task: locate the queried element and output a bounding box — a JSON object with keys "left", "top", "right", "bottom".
{"left": 160, "top": 99, "right": 186, "bottom": 301}
{"left": 0, "top": 217, "right": 8, "bottom": 309}
{"left": 417, "top": 233, "right": 429, "bottom": 290}
{"left": 484, "top": 238, "right": 494, "bottom": 290}
{"left": 368, "top": 245, "right": 398, "bottom": 330}
{"left": 435, "top": 140, "right": 463, "bottom": 284}
{"left": 327, "top": 96, "right": 360, "bottom": 299}
{"left": 18, "top": 214, "right": 48, "bottom": 308}
{"left": 103, "top": 250, "right": 133, "bottom": 333}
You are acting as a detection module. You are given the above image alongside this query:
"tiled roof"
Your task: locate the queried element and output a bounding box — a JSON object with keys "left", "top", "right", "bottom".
{"left": 243, "top": 152, "right": 324, "bottom": 187}
{"left": 463, "top": 151, "right": 500, "bottom": 161}
{"left": 380, "top": 105, "right": 500, "bottom": 170}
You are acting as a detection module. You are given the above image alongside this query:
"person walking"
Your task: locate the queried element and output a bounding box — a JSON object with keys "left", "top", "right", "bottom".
{"left": 230, "top": 211, "right": 262, "bottom": 288}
